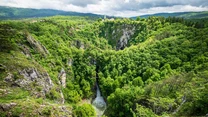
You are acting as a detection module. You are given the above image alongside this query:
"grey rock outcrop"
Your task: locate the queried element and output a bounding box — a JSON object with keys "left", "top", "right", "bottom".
{"left": 116, "top": 27, "right": 135, "bottom": 50}
{"left": 0, "top": 103, "right": 17, "bottom": 111}
{"left": 20, "top": 45, "right": 32, "bottom": 58}
{"left": 5, "top": 73, "right": 13, "bottom": 82}
{"left": 58, "top": 106, "right": 72, "bottom": 116}
{"left": 73, "top": 40, "right": 85, "bottom": 49}
{"left": 26, "top": 34, "right": 49, "bottom": 56}
{"left": 57, "top": 68, "right": 67, "bottom": 104}
{"left": 5, "top": 68, "right": 53, "bottom": 97}
{"left": 58, "top": 68, "right": 66, "bottom": 88}
{"left": 67, "top": 58, "right": 73, "bottom": 66}
{"left": 60, "top": 90, "right": 65, "bottom": 104}
{"left": 102, "top": 23, "right": 136, "bottom": 50}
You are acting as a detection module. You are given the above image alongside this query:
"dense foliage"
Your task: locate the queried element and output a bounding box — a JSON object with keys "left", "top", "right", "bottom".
{"left": 0, "top": 15, "right": 208, "bottom": 116}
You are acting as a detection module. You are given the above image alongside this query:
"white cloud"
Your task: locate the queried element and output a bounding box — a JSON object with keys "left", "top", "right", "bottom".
{"left": 125, "top": 5, "right": 208, "bottom": 17}
{"left": 0, "top": 0, "right": 208, "bottom": 17}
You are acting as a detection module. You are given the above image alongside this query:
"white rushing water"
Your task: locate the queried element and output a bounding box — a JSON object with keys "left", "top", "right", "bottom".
{"left": 92, "top": 83, "right": 107, "bottom": 117}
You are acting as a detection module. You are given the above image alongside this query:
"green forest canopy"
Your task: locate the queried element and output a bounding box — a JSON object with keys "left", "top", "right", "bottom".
{"left": 0, "top": 15, "right": 208, "bottom": 117}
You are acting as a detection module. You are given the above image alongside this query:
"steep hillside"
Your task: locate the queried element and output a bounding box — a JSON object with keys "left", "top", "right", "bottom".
{"left": 0, "top": 16, "right": 208, "bottom": 117}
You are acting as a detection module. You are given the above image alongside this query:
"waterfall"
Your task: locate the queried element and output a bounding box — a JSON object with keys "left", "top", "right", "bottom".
{"left": 92, "top": 83, "right": 106, "bottom": 116}
{"left": 92, "top": 65, "right": 106, "bottom": 116}
{"left": 96, "top": 83, "right": 101, "bottom": 97}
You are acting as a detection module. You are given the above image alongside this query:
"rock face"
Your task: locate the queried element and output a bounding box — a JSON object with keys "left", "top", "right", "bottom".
{"left": 5, "top": 68, "right": 53, "bottom": 97}
{"left": 58, "top": 68, "right": 66, "bottom": 88}
{"left": 101, "top": 23, "right": 136, "bottom": 50}
{"left": 0, "top": 103, "right": 17, "bottom": 111}
{"left": 5, "top": 73, "right": 13, "bottom": 82}
{"left": 20, "top": 44, "right": 32, "bottom": 58}
{"left": 57, "top": 68, "right": 66, "bottom": 104}
{"left": 73, "top": 40, "right": 85, "bottom": 49}
{"left": 26, "top": 34, "right": 49, "bottom": 56}
{"left": 58, "top": 106, "right": 72, "bottom": 116}
{"left": 116, "top": 27, "right": 135, "bottom": 50}
{"left": 60, "top": 90, "right": 65, "bottom": 104}
{"left": 67, "top": 58, "right": 73, "bottom": 66}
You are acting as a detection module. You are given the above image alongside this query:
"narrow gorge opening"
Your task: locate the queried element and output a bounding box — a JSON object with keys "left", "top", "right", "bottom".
{"left": 92, "top": 65, "right": 107, "bottom": 116}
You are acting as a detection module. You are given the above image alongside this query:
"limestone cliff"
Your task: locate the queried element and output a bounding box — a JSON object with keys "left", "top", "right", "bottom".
{"left": 26, "top": 33, "right": 49, "bottom": 56}
{"left": 99, "top": 20, "right": 138, "bottom": 50}
{"left": 5, "top": 68, "right": 53, "bottom": 97}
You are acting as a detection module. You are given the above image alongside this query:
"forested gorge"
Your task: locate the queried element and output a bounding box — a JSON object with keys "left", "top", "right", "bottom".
{"left": 0, "top": 16, "right": 208, "bottom": 117}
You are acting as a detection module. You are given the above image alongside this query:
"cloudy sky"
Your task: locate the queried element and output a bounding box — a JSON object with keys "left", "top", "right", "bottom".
{"left": 0, "top": 0, "right": 208, "bottom": 17}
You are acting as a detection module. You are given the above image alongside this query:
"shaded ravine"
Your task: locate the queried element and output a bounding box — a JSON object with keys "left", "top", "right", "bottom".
{"left": 92, "top": 66, "right": 107, "bottom": 117}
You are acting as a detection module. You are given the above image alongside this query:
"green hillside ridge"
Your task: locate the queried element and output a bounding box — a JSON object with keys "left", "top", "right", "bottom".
{"left": 0, "top": 6, "right": 104, "bottom": 20}
{"left": 131, "top": 11, "right": 208, "bottom": 19}
{"left": 0, "top": 15, "right": 208, "bottom": 117}
{"left": 1, "top": 6, "right": 207, "bottom": 20}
